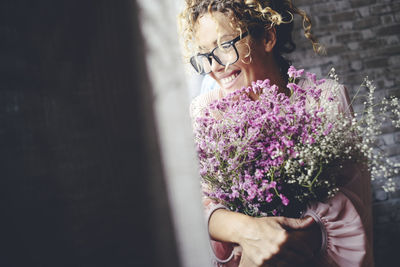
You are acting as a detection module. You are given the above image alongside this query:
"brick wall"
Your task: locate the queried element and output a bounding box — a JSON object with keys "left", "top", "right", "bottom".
{"left": 287, "top": 0, "right": 400, "bottom": 265}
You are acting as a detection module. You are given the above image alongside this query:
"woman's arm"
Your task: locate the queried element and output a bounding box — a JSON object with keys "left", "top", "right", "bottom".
{"left": 302, "top": 161, "right": 374, "bottom": 267}
{"left": 209, "top": 208, "right": 321, "bottom": 266}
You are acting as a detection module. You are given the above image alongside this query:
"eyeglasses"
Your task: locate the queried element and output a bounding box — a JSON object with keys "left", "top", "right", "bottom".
{"left": 190, "top": 31, "right": 249, "bottom": 75}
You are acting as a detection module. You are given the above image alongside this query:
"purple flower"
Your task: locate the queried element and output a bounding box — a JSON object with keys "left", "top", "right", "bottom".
{"left": 246, "top": 185, "right": 258, "bottom": 201}
{"left": 288, "top": 66, "right": 304, "bottom": 79}
{"left": 231, "top": 190, "right": 239, "bottom": 199}
{"left": 266, "top": 193, "right": 273, "bottom": 202}
{"left": 316, "top": 78, "right": 326, "bottom": 86}
{"left": 323, "top": 123, "right": 334, "bottom": 136}
{"left": 267, "top": 181, "right": 277, "bottom": 189}
{"left": 255, "top": 169, "right": 264, "bottom": 180}
{"left": 287, "top": 82, "right": 301, "bottom": 93}
{"left": 280, "top": 194, "right": 290, "bottom": 206}
{"left": 306, "top": 72, "right": 317, "bottom": 84}
{"left": 195, "top": 66, "right": 352, "bottom": 217}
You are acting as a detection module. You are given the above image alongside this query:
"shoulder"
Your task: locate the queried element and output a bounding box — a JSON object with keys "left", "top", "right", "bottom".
{"left": 189, "top": 88, "right": 222, "bottom": 122}
{"left": 300, "top": 77, "right": 344, "bottom": 93}
{"left": 300, "top": 77, "right": 352, "bottom": 116}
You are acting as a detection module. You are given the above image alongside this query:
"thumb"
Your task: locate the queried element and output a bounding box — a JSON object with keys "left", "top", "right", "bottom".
{"left": 280, "top": 216, "right": 315, "bottom": 230}
{"left": 239, "top": 253, "right": 257, "bottom": 267}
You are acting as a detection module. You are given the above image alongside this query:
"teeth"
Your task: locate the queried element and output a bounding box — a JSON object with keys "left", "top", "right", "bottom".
{"left": 221, "top": 73, "right": 238, "bottom": 85}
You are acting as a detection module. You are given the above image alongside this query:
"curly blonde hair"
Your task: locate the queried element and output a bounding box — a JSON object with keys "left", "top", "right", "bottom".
{"left": 178, "top": 0, "right": 322, "bottom": 78}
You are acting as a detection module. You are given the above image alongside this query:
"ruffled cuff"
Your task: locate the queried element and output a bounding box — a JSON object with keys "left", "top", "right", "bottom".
{"left": 304, "top": 192, "right": 367, "bottom": 267}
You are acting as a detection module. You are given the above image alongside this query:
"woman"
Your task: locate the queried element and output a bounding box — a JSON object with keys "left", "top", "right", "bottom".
{"left": 179, "top": 1, "right": 373, "bottom": 266}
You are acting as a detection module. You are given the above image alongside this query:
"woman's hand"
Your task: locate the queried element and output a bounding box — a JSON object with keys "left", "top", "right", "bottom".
{"left": 209, "top": 209, "right": 321, "bottom": 266}
{"left": 238, "top": 216, "right": 320, "bottom": 267}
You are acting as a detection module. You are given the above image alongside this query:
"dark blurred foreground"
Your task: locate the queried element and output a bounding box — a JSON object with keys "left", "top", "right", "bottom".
{"left": 0, "top": 1, "right": 179, "bottom": 266}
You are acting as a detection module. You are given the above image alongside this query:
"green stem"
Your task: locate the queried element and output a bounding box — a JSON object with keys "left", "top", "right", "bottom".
{"left": 301, "top": 164, "right": 323, "bottom": 190}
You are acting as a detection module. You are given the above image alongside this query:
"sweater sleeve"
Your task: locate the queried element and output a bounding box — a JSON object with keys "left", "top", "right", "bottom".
{"left": 203, "top": 198, "right": 237, "bottom": 264}
{"left": 303, "top": 79, "right": 374, "bottom": 267}
{"left": 191, "top": 90, "right": 238, "bottom": 264}
{"left": 304, "top": 189, "right": 372, "bottom": 267}
{"left": 189, "top": 88, "right": 223, "bottom": 128}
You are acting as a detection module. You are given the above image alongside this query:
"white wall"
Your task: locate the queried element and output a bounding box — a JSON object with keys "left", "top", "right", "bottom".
{"left": 137, "top": 0, "right": 213, "bottom": 266}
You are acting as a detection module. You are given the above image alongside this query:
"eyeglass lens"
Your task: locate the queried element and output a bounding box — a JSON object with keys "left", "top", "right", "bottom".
{"left": 191, "top": 43, "right": 238, "bottom": 74}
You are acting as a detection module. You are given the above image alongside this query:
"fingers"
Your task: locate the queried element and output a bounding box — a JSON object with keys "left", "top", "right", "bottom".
{"left": 266, "top": 223, "right": 315, "bottom": 264}
{"left": 279, "top": 216, "right": 315, "bottom": 230}
{"left": 240, "top": 239, "right": 312, "bottom": 267}
{"left": 261, "top": 250, "right": 310, "bottom": 267}
{"left": 239, "top": 253, "right": 258, "bottom": 267}
{"left": 239, "top": 216, "right": 317, "bottom": 266}
{"left": 265, "top": 236, "right": 313, "bottom": 265}
{"left": 263, "top": 260, "right": 307, "bottom": 267}
{"left": 280, "top": 241, "right": 314, "bottom": 263}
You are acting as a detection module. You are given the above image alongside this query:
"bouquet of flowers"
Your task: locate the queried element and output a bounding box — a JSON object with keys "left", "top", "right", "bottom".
{"left": 194, "top": 66, "right": 399, "bottom": 217}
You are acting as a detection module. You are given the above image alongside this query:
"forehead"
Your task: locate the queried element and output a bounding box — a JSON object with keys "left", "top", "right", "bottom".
{"left": 194, "top": 12, "right": 239, "bottom": 49}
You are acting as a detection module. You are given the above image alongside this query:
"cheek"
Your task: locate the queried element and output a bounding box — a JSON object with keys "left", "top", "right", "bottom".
{"left": 235, "top": 54, "right": 256, "bottom": 75}
{"left": 237, "top": 43, "right": 252, "bottom": 62}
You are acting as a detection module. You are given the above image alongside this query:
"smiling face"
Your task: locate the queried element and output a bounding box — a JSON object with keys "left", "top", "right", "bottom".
{"left": 194, "top": 12, "right": 281, "bottom": 94}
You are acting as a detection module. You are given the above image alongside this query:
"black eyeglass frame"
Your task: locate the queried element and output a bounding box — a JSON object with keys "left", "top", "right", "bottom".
{"left": 190, "top": 31, "right": 249, "bottom": 75}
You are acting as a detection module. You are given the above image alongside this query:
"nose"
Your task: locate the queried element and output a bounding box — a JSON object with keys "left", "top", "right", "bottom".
{"left": 209, "top": 56, "right": 225, "bottom": 74}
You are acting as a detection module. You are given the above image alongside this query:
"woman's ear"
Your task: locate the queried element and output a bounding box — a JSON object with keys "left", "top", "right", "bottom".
{"left": 264, "top": 27, "right": 277, "bottom": 53}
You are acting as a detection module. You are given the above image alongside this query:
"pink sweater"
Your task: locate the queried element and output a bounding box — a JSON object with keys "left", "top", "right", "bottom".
{"left": 190, "top": 79, "right": 374, "bottom": 267}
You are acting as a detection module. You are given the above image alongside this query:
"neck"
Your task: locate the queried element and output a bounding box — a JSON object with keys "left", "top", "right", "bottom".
{"left": 268, "top": 56, "right": 289, "bottom": 95}
{"left": 250, "top": 62, "right": 289, "bottom": 100}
